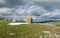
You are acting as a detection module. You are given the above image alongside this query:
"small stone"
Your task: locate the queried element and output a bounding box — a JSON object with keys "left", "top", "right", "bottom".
{"left": 52, "top": 29, "right": 55, "bottom": 30}
{"left": 34, "top": 34, "right": 37, "bottom": 36}
{"left": 42, "top": 31, "right": 50, "bottom": 34}
{"left": 20, "top": 33, "right": 23, "bottom": 34}
{"left": 39, "top": 36, "right": 42, "bottom": 38}
{"left": 9, "top": 33, "right": 15, "bottom": 35}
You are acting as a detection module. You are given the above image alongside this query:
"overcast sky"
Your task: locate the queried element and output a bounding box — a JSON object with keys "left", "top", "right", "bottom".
{"left": 0, "top": 0, "right": 60, "bottom": 8}
{"left": 0, "top": 0, "right": 60, "bottom": 22}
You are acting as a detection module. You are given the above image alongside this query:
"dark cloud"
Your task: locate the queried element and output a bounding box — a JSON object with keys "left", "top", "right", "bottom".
{"left": 38, "top": 1, "right": 60, "bottom": 9}
{"left": 6, "top": 0, "right": 23, "bottom": 7}
{"left": 0, "top": 0, "right": 23, "bottom": 8}
{"left": 0, "top": 0, "right": 60, "bottom": 9}
{"left": 0, "top": 4, "right": 6, "bottom": 8}
{"left": 0, "top": 0, "right": 60, "bottom": 22}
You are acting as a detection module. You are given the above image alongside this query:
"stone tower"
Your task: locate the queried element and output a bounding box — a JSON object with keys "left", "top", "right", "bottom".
{"left": 24, "top": 16, "right": 32, "bottom": 23}
{"left": 13, "top": 19, "right": 16, "bottom": 23}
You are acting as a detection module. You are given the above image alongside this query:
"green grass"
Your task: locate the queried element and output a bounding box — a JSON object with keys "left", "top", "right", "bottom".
{"left": 0, "top": 20, "right": 60, "bottom": 38}
{"left": 48, "top": 21, "right": 60, "bottom": 27}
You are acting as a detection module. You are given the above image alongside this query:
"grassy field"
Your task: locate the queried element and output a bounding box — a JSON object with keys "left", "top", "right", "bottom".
{"left": 0, "top": 20, "right": 60, "bottom": 38}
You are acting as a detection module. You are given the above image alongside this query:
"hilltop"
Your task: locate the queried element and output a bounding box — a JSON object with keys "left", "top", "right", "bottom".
{"left": 0, "top": 20, "right": 60, "bottom": 38}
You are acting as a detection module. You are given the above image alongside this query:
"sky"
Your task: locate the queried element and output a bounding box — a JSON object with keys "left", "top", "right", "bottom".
{"left": 0, "top": 0, "right": 60, "bottom": 22}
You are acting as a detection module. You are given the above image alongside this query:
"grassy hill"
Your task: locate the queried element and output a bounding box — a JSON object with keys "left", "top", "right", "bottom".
{"left": 0, "top": 20, "right": 60, "bottom": 38}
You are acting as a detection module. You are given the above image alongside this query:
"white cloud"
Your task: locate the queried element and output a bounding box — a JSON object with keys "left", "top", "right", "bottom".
{"left": 0, "top": 2, "right": 60, "bottom": 22}
{"left": 0, "top": 0, "right": 5, "bottom": 4}
{"left": 0, "top": 7, "right": 12, "bottom": 13}
{"left": 40, "top": 9, "right": 60, "bottom": 17}
{"left": 0, "top": 3, "right": 60, "bottom": 18}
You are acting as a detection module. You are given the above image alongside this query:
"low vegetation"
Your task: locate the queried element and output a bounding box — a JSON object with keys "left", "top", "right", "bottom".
{"left": 0, "top": 19, "right": 60, "bottom": 38}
